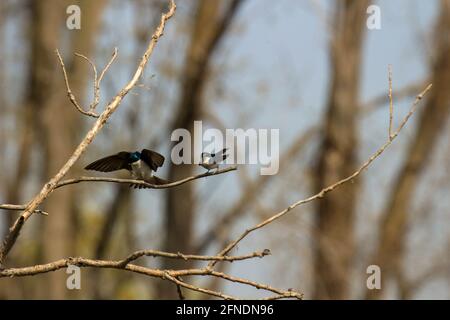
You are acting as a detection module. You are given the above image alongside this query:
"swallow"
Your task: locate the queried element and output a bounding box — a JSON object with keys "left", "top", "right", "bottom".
{"left": 200, "top": 148, "right": 228, "bottom": 173}
{"left": 85, "top": 149, "right": 168, "bottom": 188}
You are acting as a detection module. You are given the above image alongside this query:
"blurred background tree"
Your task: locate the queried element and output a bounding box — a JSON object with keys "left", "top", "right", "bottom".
{"left": 0, "top": 0, "right": 449, "bottom": 299}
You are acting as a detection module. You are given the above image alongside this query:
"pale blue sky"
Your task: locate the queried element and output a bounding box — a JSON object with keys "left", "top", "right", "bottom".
{"left": 0, "top": 0, "right": 446, "bottom": 299}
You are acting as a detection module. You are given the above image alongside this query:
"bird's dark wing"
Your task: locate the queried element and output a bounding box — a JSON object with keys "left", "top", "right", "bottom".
{"left": 84, "top": 152, "right": 131, "bottom": 172}
{"left": 141, "top": 149, "right": 165, "bottom": 172}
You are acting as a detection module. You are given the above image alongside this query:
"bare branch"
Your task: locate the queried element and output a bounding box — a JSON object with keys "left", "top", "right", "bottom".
{"left": 360, "top": 80, "right": 427, "bottom": 113}
{"left": 7, "top": 164, "right": 220, "bottom": 217}
{"left": 162, "top": 272, "right": 237, "bottom": 300}
{"left": 74, "top": 47, "right": 118, "bottom": 114}
{"left": 0, "top": 0, "right": 177, "bottom": 266}
{"left": 0, "top": 249, "right": 270, "bottom": 273}
{"left": 0, "top": 248, "right": 301, "bottom": 300}
{"left": 55, "top": 49, "right": 100, "bottom": 118}
{"left": 194, "top": 78, "right": 427, "bottom": 255}
{"left": 209, "top": 83, "right": 433, "bottom": 268}
{"left": 263, "top": 292, "right": 302, "bottom": 300}
{"left": 55, "top": 166, "right": 237, "bottom": 190}
{"left": 0, "top": 204, "right": 48, "bottom": 216}
{"left": 204, "top": 269, "right": 303, "bottom": 299}
{"left": 98, "top": 48, "right": 118, "bottom": 84}
{"left": 74, "top": 52, "right": 98, "bottom": 111}
{"left": 117, "top": 248, "right": 271, "bottom": 266}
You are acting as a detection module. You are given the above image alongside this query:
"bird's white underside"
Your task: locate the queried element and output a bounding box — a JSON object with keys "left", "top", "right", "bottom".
{"left": 200, "top": 156, "right": 219, "bottom": 170}
{"left": 131, "top": 160, "right": 153, "bottom": 180}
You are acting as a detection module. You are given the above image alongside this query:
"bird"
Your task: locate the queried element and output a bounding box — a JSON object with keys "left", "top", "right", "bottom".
{"left": 84, "top": 149, "right": 168, "bottom": 188}
{"left": 200, "top": 148, "right": 228, "bottom": 173}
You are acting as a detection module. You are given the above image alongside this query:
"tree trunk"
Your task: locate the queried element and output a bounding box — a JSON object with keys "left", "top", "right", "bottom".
{"left": 313, "top": 0, "right": 368, "bottom": 300}
{"left": 159, "top": 0, "right": 242, "bottom": 298}
{"left": 34, "top": 0, "right": 105, "bottom": 299}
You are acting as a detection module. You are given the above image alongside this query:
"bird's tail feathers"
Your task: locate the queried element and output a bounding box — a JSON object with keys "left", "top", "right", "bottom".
{"left": 214, "top": 148, "right": 229, "bottom": 162}
{"left": 129, "top": 176, "right": 170, "bottom": 189}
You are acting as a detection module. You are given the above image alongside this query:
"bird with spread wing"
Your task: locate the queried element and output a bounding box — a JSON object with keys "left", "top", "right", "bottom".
{"left": 85, "top": 149, "right": 168, "bottom": 188}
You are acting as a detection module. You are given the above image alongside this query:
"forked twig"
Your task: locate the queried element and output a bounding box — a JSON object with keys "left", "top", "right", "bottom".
{"left": 55, "top": 49, "right": 99, "bottom": 118}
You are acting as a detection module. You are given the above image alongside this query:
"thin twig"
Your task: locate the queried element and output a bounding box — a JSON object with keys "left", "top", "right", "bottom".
{"left": 55, "top": 49, "right": 99, "bottom": 118}
{"left": 98, "top": 48, "right": 118, "bottom": 84}
{"left": 74, "top": 48, "right": 118, "bottom": 113}
{"left": 360, "top": 80, "right": 427, "bottom": 114}
{"left": 205, "top": 269, "right": 303, "bottom": 299}
{"left": 175, "top": 276, "right": 186, "bottom": 300}
{"left": 56, "top": 166, "right": 237, "bottom": 190}
{"left": 209, "top": 83, "right": 433, "bottom": 268}
{"left": 263, "top": 293, "right": 300, "bottom": 300}
{"left": 388, "top": 64, "right": 393, "bottom": 139}
{"left": 162, "top": 272, "right": 237, "bottom": 300}
{"left": 0, "top": 248, "right": 271, "bottom": 274}
{"left": 74, "top": 52, "right": 98, "bottom": 112}
{"left": 0, "top": 251, "right": 300, "bottom": 300}
{"left": 0, "top": 204, "right": 48, "bottom": 216}
{"left": 117, "top": 248, "right": 271, "bottom": 267}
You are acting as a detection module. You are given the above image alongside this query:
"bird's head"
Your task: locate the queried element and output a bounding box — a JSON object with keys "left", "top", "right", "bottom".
{"left": 200, "top": 152, "right": 213, "bottom": 166}
{"left": 130, "top": 151, "right": 141, "bottom": 162}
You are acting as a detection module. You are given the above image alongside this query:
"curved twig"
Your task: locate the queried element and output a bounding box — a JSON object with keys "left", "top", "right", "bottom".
{"left": 55, "top": 49, "right": 100, "bottom": 118}
{"left": 55, "top": 166, "right": 237, "bottom": 190}
{"left": 209, "top": 83, "right": 433, "bottom": 268}
{"left": 117, "top": 248, "right": 270, "bottom": 267}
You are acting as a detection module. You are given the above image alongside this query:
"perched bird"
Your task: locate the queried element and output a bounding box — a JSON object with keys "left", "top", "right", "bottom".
{"left": 200, "top": 148, "right": 228, "bottom": 173}
{"left": 85, "top": 149, "right": 168, "bottom": 188}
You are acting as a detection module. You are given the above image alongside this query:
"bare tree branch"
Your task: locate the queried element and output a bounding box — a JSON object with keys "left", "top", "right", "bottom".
{"left": 73, "top": 47, "right": 118, "bottom": 114}
{"left": 55, "top": 49, "right": 100, "bottom": 118}
{"left": 0, "top": 169, "right": 235, "bottom": 243}
{"left": 0, "top": 249, "right": 271, "bottom": 274}
{"left": 55, "top": 166, "right": 237, "bottom": 190}
{"left": 1, "top": 0, "right": 434, "bottom": 300}
{"left": 0, "top": 205, "right": 48, "bottom": 216}
{"left": 209, "top": 83, "right": 433, "bottom": 268}
{"left": 118, "top": 248, "right": 271, "bottom": 266}
{"left": 0, "top": 0, "right": 177, "bottom": 267}
{"left": 360, "top": 80, "right": 427, "bottom": 113}
{"left": 0, "top": 248, "right": 301, "bottom": 300}
{"left": 194, "top": 78, "right": 426, "bottom": 255}
{"left": 162, "top": 272, "right": 237, "bottom": 300}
